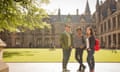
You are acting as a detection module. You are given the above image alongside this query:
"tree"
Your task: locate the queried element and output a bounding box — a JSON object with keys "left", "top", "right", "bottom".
{"left": 0, "top": 0, "right": 50, "bottom": 32}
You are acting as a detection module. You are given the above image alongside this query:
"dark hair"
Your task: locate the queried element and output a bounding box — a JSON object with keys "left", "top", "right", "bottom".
{"left": 76, "top": 27, "right": 81, "bottom": 31}
{"left": 87, "top": 27, "right": 94, "bottom": 36}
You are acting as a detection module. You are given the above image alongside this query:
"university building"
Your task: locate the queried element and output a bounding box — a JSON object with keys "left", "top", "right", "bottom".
{"left": 0, "top": 0, "right": 95, "bottom": 48}
{"left": 95, "top": 0, "right": 120, "bottom": 48}
{"left": 1, "top": 0, "right": 120, "bottom": 48}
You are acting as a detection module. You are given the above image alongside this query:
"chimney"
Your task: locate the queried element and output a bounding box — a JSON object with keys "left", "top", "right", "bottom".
{"left": 76, "top": 9, "right": 79, "bottom": 15}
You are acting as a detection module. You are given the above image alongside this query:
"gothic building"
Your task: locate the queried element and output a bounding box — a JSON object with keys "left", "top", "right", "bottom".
{"left": 0, "top": 0, "right": 95, "bottom": 48}
{"left": 95, "top": 0, "right": 120, "bottom": 48}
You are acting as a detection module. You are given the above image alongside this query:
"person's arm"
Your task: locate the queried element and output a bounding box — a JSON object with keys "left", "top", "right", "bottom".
{"left": 86, "top": 38, "right": 90, "bottom": 49}
{"left": 60, "top": 33, "right": 64, "bottom": 45}
{"left": 73, "top": 35, "right": 76, "bottom": 48}
{"left": 82, "top": 36, "right": 86, "bottom": 48}
{"left": 60, "top": 33, "right": 66, "bottom": 48}
{"left": 90, "top": 36, "right": 95, "bottom": 49}
{"left": 70, "top": 33, "right": 73, "bottom": 48}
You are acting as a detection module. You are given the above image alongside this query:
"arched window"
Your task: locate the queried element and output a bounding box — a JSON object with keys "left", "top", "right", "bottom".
{"left": 45, "top": 38, "right": 50, "bottom": 48}
{"left": 36, "top": 38, "right": 42, "bottom": 47}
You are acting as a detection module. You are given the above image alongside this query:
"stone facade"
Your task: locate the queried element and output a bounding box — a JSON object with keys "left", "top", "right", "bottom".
{"left": 95, "top": 0, "right": 120, "bottom": 48}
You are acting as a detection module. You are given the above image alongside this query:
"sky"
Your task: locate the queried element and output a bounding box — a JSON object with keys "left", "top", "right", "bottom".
{"left": 41, "top": 0, "right": 105, "bottom": 15}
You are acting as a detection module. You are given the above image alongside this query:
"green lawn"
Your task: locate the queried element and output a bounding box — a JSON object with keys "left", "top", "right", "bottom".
{"left": 3, "top": 48, "right": 120, "bottom": 62}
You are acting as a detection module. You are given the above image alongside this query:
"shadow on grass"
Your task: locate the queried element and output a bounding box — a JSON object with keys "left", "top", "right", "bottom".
{"left": 3, "top": 51, "right": 21, "bottom": 58}
{"left": 3, "top": 51, "right": 34, "bottom": 58}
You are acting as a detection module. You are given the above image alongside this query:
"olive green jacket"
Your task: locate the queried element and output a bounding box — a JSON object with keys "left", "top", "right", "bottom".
{"left": 60, "top": 31, "right": 73, "bottom": 49}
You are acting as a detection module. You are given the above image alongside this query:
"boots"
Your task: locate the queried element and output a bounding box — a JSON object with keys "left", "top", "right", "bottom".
{"left": 78, "top": 65, "right": 86, "bottom": 72}
{"left": 81, "top": 65, "right": 86, "bottom": 72}
{"left": 63, "top": 68, "right": 70, "bottom": 72}
{"left": 90, "top": 69, "right": 94, "bottom": 72}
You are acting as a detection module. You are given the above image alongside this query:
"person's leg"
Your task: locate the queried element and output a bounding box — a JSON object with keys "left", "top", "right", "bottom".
{"left": 75, "top": 48, "right": 82, "bottom": 71}
{"left": 87, "top": 50, "right": 95, "bottom": 72}
{"left": 79, "top": 49, "right": 86, "bottom": 71}
{"left": 79, "top": 49, "right": 84, "bottom": 65}
{"left": 75, "top": 48, "right": 80, "bottom": 63}
{"left": 62, "top": 48, "right": 71, "bottom": 71}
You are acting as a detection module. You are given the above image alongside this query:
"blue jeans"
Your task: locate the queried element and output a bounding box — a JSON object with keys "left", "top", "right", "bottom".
{"left": 75, "top": 48, "right": 84, "bottom": 65}
{"left": 87, "top": 50, "right": 95, "bottom": 70}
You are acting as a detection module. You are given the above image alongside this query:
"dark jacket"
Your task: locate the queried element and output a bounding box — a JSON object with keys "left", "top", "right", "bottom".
{"left": 88, "top": 35, "right": 95, "bottom": 50}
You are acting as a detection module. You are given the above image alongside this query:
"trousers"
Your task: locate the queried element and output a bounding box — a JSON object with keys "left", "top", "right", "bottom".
{"left": 75, "top": 48, "right": 84, "bottom": 65}
{"left": 62, "top": 48, "right": 72, "bottom": 69}
{"left": 87, "top": 50, "right": 95, "bottom": 70}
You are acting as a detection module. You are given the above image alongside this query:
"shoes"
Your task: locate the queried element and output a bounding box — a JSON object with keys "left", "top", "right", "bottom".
{"left": 78, "top": 65, "right": 86, "bottom": 72}
{"left": 63, "top": 69, "right": 70, "bottom": 72}
{"left": 77, "top": 70, "right": 81, "bottom": 72}
{"left": 90, "top": 69, "right": 94, "bottom": 72}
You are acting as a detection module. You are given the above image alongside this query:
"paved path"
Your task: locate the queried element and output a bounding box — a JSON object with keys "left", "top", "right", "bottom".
{"left": 7, "top": 63, "right": 120, "bottom": 72}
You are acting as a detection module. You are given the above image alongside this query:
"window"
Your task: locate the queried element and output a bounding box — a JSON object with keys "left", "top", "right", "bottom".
{"left": 15, "top": 38, "right": 21, "bottom": 47}
{"left": 104, "top": 22, "right": 106, "bottom": 32}
{"left": 37, "top": 38, "right": 42, "bottom": 47}
{"left": 108, "top": 35, "right": 111, "bottom": 46}
{"left": 112, "top": 17, "right": 116, "bottom": 29}
{"left": 118, "top": 14, "right": 120, "bottom": 28}
{"left": 51, "top": 25, "right": 55, "bottom": 34}
{"left": 108, "top": 19, "right": 111, "bottom": 31}
{"left": 45, "top": 27, "right": 50, "bottom": 35}
{"left": 101, "top": 24, "right": 103, "bottom": 34}
{"left": 45, "top": 38, "right": 50, "bottom": 47}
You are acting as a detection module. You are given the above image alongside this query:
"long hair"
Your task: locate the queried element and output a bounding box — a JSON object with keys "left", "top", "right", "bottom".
{"left": 87, "top": 27, "right": 94, "bottom": 36}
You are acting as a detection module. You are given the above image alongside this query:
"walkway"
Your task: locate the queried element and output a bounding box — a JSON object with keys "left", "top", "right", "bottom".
{"left": 7, "top": 63, "right": 120, "bottom": 72}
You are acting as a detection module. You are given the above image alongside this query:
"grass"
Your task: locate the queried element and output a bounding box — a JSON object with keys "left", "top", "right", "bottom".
{"left": 3, "top": 48, "right": 120, "bottom": 62}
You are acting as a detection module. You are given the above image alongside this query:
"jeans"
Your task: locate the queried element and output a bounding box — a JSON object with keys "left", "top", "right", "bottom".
{"left": 75, "top": 48, "right": 84, "bottom": 65}
{"left": 87, "top": 50, "right": 95, "bottom": 70}
{"left": 62, "top": 48, "right": 72, "bottom": 69}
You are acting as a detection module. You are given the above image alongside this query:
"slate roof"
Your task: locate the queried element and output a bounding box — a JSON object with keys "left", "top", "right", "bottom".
{"left": 48, "top": 14, "right": 93, "bottom": 24}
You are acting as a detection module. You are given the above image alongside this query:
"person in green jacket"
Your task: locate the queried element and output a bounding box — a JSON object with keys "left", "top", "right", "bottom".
{"left": 60, "top": 24, "right": 73, "bottom": 72}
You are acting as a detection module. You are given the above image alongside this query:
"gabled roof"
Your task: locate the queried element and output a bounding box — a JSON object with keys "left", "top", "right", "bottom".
{"left": 48, "top": 14, "right": 93, "bottom": 24}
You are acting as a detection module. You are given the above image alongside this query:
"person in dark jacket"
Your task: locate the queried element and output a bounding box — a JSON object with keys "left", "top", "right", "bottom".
{"left": 74, "top": 27, "right": 86, "bottom": 72}
{"left": 86, "top": 27, "right": 95, "bottom": 72}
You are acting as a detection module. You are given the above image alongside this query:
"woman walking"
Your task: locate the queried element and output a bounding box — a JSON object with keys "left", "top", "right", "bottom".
{"left": 74, "top": 27, "right": 86, "bottom": 72}
{"left": 86, "top": 27, "right": 95, "bottom": 72}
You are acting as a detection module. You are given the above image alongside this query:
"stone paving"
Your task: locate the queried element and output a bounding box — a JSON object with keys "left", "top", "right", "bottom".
{"left": 7, "top": 63, "right": 120, "bottom": 72}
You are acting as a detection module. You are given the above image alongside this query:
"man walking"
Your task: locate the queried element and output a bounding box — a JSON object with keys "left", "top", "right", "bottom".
{"left": 60, "top": 24, "right": 73, "bottom": 72}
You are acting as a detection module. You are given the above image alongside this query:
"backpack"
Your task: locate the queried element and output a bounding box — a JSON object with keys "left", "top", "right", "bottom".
{"left": 94, "top": 39, "right": 100, "bottom": 51}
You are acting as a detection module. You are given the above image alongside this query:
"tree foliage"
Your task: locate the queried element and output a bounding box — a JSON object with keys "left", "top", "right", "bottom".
{"left": 0, "top": 0, "right": 50, "bottom": 32}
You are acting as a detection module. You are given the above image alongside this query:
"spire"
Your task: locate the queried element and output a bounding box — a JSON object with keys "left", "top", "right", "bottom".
{"left": 85, "top": 0, "right": 91, "bottom": 15}
{"left": 96, "top": 0, "right": 99, "bottom": 6}
{"left": 58, "top": 8, "right": 61, "bottom": 16}
{"left": 96, "top": 0, "right": 99, "bottom": 11}
{"left": 76, "top": 9, "right": 79, "bottom": 15}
